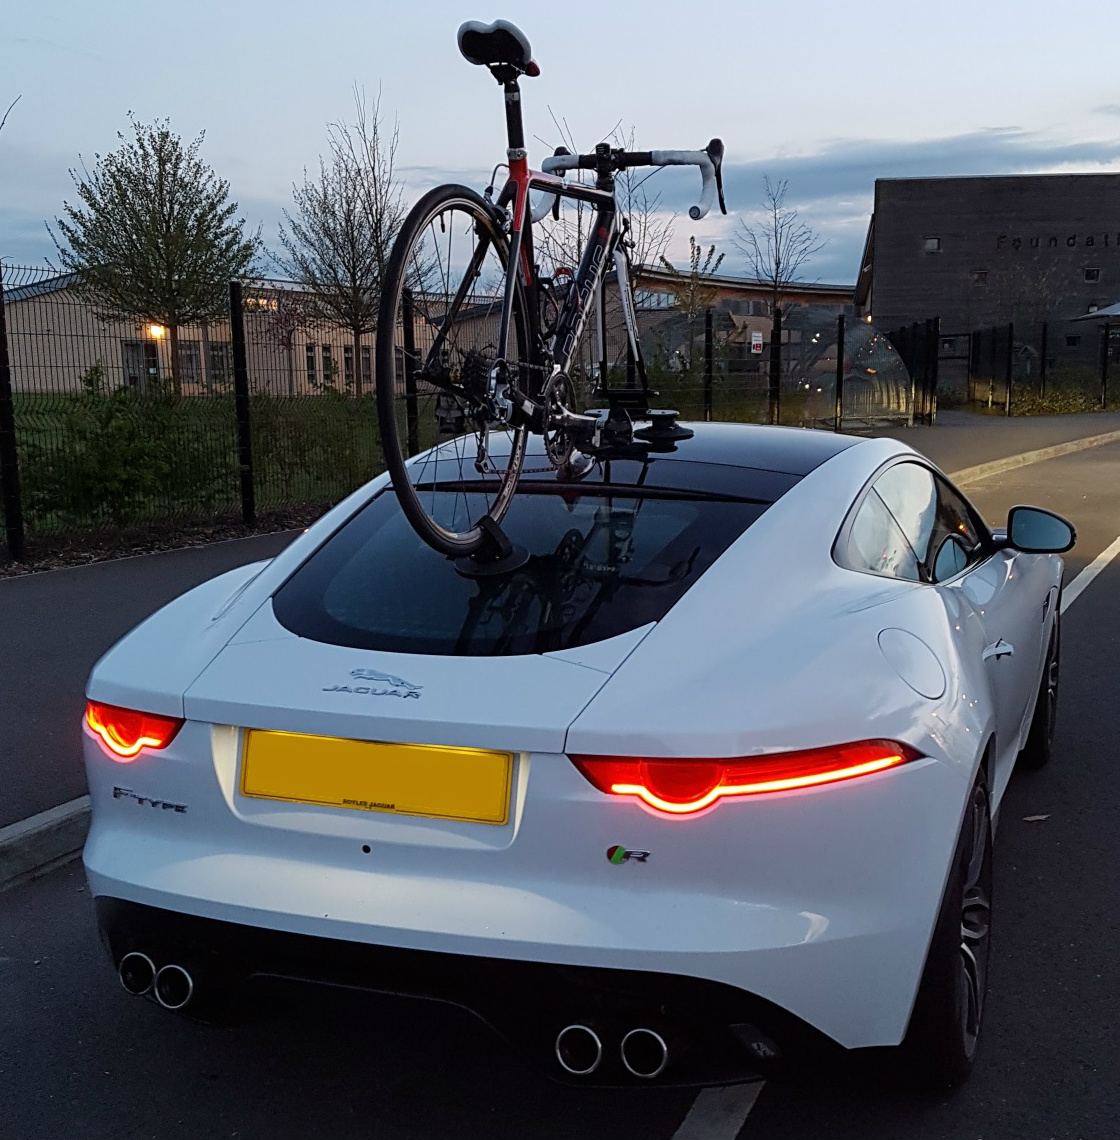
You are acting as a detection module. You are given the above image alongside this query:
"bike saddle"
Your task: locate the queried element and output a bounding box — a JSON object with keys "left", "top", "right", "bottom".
{"left": 457, "top": 19, "right": 539, "bottom": 75}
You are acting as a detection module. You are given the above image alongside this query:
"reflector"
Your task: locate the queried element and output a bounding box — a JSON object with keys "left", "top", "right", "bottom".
{"left": 85, "top": 701, "right": 184, "bottom": 761}
{"left": 570, "top": 740, "right": 921, "bottom": 814}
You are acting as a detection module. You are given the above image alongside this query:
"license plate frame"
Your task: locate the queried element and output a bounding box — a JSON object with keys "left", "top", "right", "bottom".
{"left": 240, "top": 730, "right": 513, "bottom": 825}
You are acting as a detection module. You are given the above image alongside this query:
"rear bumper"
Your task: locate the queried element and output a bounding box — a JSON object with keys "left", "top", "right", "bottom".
{"left": 84, "top": 727, "right": 970, "bottom": 1053}
{"left": 96, "top": 895, "right": 830, "bottom": 1086}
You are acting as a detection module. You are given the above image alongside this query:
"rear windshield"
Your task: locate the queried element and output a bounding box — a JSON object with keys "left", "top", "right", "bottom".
{"left": 272, "top": 488, "right": 771, "bottom": 656}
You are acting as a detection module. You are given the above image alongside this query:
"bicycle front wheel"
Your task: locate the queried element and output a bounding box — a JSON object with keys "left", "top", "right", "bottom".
{"left": 376, "top": 184, "right": 531, "bottom": 558}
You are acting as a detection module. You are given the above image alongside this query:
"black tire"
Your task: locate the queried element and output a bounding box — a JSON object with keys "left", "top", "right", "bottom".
{"left": 1018, "top": 612, "right": 1060, "bottom": 770}
{"left": 375, "top": 184, "right": 531, "bottom": 557}
{"left": 902, "top": 771, "right": 993, "bottom": 1086}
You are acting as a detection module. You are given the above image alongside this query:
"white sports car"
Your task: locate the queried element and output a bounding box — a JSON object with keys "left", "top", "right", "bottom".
{"left": 82, "top": 422, "right": 1073, "bottom": 1087}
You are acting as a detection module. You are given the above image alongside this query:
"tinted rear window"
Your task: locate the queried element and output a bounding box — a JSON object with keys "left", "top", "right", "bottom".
{"left": 273, "top": 488, "right": 771, "bottom": 656}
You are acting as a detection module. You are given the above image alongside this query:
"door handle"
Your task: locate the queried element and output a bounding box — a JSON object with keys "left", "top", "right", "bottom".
{"left": 982, "top": 638, "right": 1015, "bottom": 662}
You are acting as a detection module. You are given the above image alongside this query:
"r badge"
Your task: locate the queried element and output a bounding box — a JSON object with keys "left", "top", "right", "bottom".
{"left": 607, "top": 845, "right": 650, "bottom": 865}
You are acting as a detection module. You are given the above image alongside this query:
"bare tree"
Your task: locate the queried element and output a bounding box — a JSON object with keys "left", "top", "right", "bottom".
{"left": 657, "top": 235, "right": 724, "bottom": 378}
{"left": 277, "top": 89, "right": 405, "bottom": 396}
{"left": 51, "top": 116, "right": 259, "bottom": 394}
{"left": 734, "top": 177, "right": 826, "bottom": 422}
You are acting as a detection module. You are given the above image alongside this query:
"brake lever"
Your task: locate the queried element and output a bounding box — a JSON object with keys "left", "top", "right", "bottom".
{"left": 552, "top": 146, "right": 572, "bottom": 220}
{"left": 706, "top": 138, "right": 727, "bottom": 215}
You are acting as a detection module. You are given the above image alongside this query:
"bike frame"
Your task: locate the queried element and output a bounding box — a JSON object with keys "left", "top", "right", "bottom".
{"left": 491, "top": 75, "right": 650, "bottom": 412}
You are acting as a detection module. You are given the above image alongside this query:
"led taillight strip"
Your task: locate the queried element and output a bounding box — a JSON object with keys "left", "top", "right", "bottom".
{"left": 85, "top": 701, "right": 184, "bottom": 760}
{"left": 570, "top": 740, "right": 921, "bottom": 815}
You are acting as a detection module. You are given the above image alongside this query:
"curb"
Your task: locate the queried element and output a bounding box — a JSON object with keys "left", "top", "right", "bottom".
{"left": 6, "top": 424, "right": 1120, "bottom": 891}
{"left": 0, "top": 796, "right": 90, "bottom": 892}
{"left": 948, "top": 428, "right": 1120, "bottom": 485}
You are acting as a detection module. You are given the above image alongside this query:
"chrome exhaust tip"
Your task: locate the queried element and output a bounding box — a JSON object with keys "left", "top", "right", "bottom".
{"left": 620, "top": 1027, "right": 669, "bottom": 1079}
{"left": 153, "top": 963, "right": 195, "bottom": 1011}
{"left": 555, "top": 1023, "right": 603, "bottom": 1076}
{"left": 118, "top": 951, "right": 156, "bottom": 997}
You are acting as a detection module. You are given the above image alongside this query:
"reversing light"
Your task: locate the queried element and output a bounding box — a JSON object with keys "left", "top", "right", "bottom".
{"left": 85, "top": 701, "right": 184, "bottom": 761}
{"left": 569, "top": 739, "right": 921, "bottom": 815}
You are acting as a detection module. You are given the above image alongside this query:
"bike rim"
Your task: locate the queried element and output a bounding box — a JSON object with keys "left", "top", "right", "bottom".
{"left": 379, "top": 192, "right": 528, "bottom": 552}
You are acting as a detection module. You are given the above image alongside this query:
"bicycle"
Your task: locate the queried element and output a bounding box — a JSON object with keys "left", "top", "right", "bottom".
{"left": 375, "top": 18, "right": 726, "bottom": 564}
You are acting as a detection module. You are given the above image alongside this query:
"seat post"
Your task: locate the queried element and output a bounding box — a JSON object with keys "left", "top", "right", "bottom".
{"left": 501, "top": 75, "right": 526, "bottom": 158}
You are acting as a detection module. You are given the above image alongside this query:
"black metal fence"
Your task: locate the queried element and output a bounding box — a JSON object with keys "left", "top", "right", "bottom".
{"left": 965, "top": 319, "right": 1119, "bottom": 414}
{"left": 0, "top": 264, "right": 924, "bottom": 562}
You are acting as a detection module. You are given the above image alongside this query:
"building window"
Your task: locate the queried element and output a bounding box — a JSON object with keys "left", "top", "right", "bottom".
{"left": 208, "top": 342, "right": 232, "bottom": 388}
{"left": 940, "top": 338, "right": 956, "bottom": 353}
{"left": 1085, "top": 267, "right": 1101, "bottom": 283}
{"left": 343, "top": 344, "right": 354, "bottom": 388}
{"left": 321, "top": 345, "right": 334, "bottom": 387}
{"left": 969, "top": 270, "right": 988, "bottom": 286}
{"left": 635, "top": 288, "right": 676, "bottom": 310}
{"left": 305, "top": 344, "right": 316, "bottom": 386}
{"left": 1066, "top": 335, "right": 1081, "bottom": 348}
{"left": 121, "top": 340, "right": 160, "bottom": 389}
{"left": 923, "top": 236, "right": 941, "bottom": 253}
{"left": 361, "top": 346, "right": 371, "bottom": 389}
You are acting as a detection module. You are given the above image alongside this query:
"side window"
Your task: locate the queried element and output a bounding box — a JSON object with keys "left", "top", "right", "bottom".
{"left": 874, "top": 462, "right": 939, "bottom": 569}
{"left": 928, "top": 478, "right": 986, "bottom": 582}
{"left": 847, "top": 490, "right": 921, "bottom": 581}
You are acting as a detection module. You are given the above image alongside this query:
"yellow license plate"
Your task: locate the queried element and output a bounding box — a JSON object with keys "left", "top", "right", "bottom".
{"left": 241, "top": 731, "right": 513, "bottom": 825}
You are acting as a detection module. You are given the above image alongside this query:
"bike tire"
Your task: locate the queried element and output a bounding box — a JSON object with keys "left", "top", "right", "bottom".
{"left": 376, "top": 184, "right": 531, "bottom": 558}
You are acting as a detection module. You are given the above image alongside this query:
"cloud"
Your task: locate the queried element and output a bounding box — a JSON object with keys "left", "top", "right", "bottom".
{"left": 645, "top": 127, "right": 1120, "bottom": 284}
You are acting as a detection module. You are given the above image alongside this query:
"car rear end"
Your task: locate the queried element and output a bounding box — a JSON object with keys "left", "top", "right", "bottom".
{"left": 83, "top": 427, "right": 967, "bottom": 1084}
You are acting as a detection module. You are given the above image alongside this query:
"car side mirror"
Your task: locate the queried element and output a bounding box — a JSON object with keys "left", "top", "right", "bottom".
{"left": 1006, "top": 506, "right": 1076, "bottom": 553}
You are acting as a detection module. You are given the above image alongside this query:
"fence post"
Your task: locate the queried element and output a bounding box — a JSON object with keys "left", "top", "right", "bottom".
{"left": 1039, "top": 321, "right": 1049, "bottom": 398}
{"left": 703, "top": 308, "right": 714, "bottom": 422}
{"left": 1100, "top": 321, "right": 1110, "bottom": 410}
{"left": 968, "top": 331, "right": 976, "bottom": 405}
{"left": 0, "top": 266, "right": 26, "bottom": 562}
{"left": 768, "top": 307, "right": 782, "bottom": 425}
{"left": 988, "top": 327, "right": 996, "bottom": 408}
{"left": 834, "top": 313, "right": 845, "bottom": 432}
{"left": 1004, "top": 321, "right": 1014, "bottom": 415}
{"left": 228, "top": 281, "right": 256, "bottom": 528}
{"left": 929, "top": 317, "right": 940, "bottom": 426}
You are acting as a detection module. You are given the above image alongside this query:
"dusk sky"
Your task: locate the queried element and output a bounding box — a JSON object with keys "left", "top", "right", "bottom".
{"left": 5, "top": 0, "right": 1120, "bottom": 285}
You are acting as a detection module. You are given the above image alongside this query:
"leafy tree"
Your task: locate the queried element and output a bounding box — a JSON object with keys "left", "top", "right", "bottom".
{"left": 658, "top": 236, "right": 724, "bottom": 378}
{"left": 734, "top": 177, "right": 825, "bottom": 422}
{"left": 277, "top": 90, "right": 405, "bottom": 396}
{"left": 51, "top": 117, "right": 259, "bottom": 394}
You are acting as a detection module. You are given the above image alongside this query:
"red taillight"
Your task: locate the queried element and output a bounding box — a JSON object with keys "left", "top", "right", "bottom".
{"left": 85, "top": 701, "right": 184, "bottom": 761}
{"left": 569, "top": 739, "right": 921, "bottom": 815}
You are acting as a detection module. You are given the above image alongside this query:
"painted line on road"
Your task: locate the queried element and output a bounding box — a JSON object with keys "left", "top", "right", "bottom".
{"left": 1061, "top": 534, "right": 1120, "bottom": 614}
{"left": 0, "top": 795, "right": 90, "bottom": 892}
{"left": 672, "top": 1082, "right": 765, "bottom": 1140}
{"left": 948, "top": 428, "right": 1120, "bottom": 486}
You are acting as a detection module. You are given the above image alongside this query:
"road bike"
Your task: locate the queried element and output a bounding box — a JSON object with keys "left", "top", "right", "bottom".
{"left": 375, "top": 18, "right": 726, "bottom": 563}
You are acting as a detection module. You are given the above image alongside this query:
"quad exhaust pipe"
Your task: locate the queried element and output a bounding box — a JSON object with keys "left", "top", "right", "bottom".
{"left": 117, "top": 951, "right": 156, "bottom": 996}
{"left": 117, "top": 954, "right": 196, "bottom": 1011}
{"left": 554, "top": 1024, "right": 604, "bottom": 1076}
{"left": 153, "top": 963, "right": 195, "bottom": 1011}
{"left": 620, "top": 1027, "right": 670, "bottom": 1079}
{"left": 555, "top": 1022, "right": 672, "bottom": 1079}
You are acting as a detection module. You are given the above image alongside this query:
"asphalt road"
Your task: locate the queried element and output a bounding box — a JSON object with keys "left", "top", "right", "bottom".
{"left": 0, "top": 533, "right": 293, "bottom": 829}
{"left": 1, "top": 423, "right": 1119, "bottom": 1138}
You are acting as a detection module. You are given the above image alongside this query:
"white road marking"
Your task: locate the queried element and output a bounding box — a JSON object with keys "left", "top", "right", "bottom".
{"left": 671, "top": 1082, "right": 765, "bottom": 1140}
{"left": 1061, "top": 534, "right": 1120, "bottom": 613}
